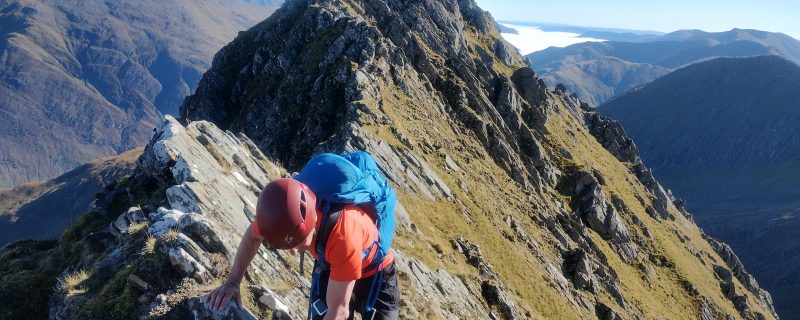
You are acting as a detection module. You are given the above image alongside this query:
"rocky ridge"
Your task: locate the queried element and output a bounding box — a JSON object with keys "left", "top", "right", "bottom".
{"left": 0, "top": 0, "right": 779, "bottom": 319}
{"left": 178, "top": 0, "right": 776, "bottom": 318}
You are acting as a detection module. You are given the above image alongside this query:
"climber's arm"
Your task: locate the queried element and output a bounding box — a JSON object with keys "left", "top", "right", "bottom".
{"left": 324, "top": 278, "right": 355, "bottom": 320}
{"left": 206, "top": 222, "right": 263, "bottom": 311}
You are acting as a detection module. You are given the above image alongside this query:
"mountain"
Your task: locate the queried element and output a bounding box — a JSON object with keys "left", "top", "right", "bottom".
{"left": 180, "top": 0, "right": 775, "bottom": 318}
{"left": 0, "top": 0, "right": 777, "bottom": 319}
{"left": 0, "top": 148, "right": 141, "bottom": 246}
{"left": 527, "top": 28, "right": 800, "bottom": 106}
{"left": 0, "top": 0, "right": 281, "bottom": 188}
{"left": 601, "top": 55, "right": 800, "bottom": 319}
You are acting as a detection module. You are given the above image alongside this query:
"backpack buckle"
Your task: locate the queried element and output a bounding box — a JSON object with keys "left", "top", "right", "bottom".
{"left": 365, "top": 307, "right": 377, "bottom": 320}
{"left": 311, "top": 299, "right": 327, "bottom": 316}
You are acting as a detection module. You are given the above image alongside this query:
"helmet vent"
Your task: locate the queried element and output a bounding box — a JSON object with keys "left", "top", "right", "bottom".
{"left": 299, "top": 203, "right": 307, "bottom": 219}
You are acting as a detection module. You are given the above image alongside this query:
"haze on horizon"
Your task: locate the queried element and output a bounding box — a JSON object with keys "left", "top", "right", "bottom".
{"left": 475, "top": 0, "right": 800, "bottom": 40}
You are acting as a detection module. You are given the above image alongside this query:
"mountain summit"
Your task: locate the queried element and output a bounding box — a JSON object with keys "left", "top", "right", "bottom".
{"left": 1, "top": 0, "right": 778, "bottom": 319}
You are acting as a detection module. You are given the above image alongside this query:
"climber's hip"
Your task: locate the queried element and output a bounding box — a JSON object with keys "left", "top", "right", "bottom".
{"left": 311, "top": 261, "right": 400, "bottom": 320}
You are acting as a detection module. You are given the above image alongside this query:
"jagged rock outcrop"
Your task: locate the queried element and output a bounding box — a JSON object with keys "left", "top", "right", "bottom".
{"left": 0, "top": 0, "right": 778, "bottom": 319}
{"left": 563, "top": 249, "right": 598, "bottom": 293}
{"left": 46, "top": 116, "right": 303, "bottom": 319}
{"left": 36, "top": 116, "right": 492, "bottom": 319}
{"left": 572, "top": 171, "right": 632, "bottom": 244}
{"left": 582, "top": 105, "right": 677, "bottom": 221}
{"left": 706, "top": 235, "right": 775, "bottom": 317}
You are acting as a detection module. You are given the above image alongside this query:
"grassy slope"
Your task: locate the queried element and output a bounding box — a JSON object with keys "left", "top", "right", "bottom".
{"left": 547, "top": 96, "right": 775, "bottom": 318}
{"left": 347, "top": 12, "right": 776, "bottom": 316}
{"left": 365, "top": 41, "right": 773, "bottom": 317}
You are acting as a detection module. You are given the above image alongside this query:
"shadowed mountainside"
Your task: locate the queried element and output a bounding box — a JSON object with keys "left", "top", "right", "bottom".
{"left": 0, "top": 148, "right": 142, "bottom": 246}
{"left": 601, "top": 55, "right": 800, "bottom": 319}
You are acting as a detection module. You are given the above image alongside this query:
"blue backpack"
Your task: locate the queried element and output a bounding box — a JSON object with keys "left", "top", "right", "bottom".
{"left": 294, "top": 151, "right": 397, "bottom": 316}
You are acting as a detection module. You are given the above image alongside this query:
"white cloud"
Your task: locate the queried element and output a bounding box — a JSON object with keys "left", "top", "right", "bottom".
{"left": 499, "top": 24, "right": 605, "bottom": 55}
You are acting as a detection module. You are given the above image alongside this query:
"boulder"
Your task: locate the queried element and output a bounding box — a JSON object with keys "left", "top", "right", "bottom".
{"left": 186, "top": 295, "right": 257, "bottom": 320}
{"left": 572, "top": 172, "right": 632, "bottom": 246}
{"left": 453, "top": 237, "right": 495, "bottom": 278}
{"left": 595, "top": 302, "right": 624, "bottom": 320}
{"left": 563, "top": 249, "right": 597, "bottom": 292}
{"left": 481, "top": 281, "right": 520, "bottom": 320}
{"left": 250, "top": 285, "right": 291, "bottom": 319}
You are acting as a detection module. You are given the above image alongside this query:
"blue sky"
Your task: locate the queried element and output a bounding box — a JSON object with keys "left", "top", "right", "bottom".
{"left": 474, "top": 0, "right": 800, "bottom": 39}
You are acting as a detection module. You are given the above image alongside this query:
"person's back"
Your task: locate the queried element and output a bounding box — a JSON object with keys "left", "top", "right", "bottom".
{"left": 308, "top": 204, "right": 398, "bottom": 319}
{"left": 309, "top": 204, "right": 395, "bottom": 281}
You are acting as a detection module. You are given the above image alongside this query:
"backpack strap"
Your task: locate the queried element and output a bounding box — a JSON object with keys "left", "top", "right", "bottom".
{"left": 316, "top": 203, "right": 380, "bottom": 274}
{"left": 314, "top": 202, "right": 345, "bottom": 276}
{"left": 309, "top": 202, "right": 345, "bottom": 319}
{"left": 309, "top": 202, "right": 387, "bottom": 316}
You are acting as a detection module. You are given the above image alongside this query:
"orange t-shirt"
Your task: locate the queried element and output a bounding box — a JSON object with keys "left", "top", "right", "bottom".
{"left": 309, "top": 204, "right": 394, "bottom": 282}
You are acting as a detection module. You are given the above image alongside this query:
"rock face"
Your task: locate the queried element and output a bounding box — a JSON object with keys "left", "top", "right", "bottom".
{"left": 41, "top": 116, "right": 302, "bottom": 319}
{"left": 526, "top": 28, "right": 800, "bottom": 106}
{"left": 601, "top": 55, "right": 800, "bottom": 319}
{"left": 0, "top": 0, "right": 281, "bottom": 188}
{"left": 0, "top": 0, "right": 778, "bottom": 319}
{"left": 5, "top": 116, "right": 495, "bottom": 319}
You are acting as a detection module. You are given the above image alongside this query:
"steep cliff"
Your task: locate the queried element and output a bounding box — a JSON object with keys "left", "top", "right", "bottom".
{"left": 0, "top": 0, "right": 778, "bottom": 319}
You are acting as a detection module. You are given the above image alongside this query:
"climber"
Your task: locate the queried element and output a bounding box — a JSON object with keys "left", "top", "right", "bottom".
{"left": 205, "top": 152, "right": 400, "bottom": 320}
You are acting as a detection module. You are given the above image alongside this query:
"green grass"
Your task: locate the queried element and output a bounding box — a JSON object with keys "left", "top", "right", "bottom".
{"left": 368, "top": 66, "right": 776, "bottom": 318}
{"left": 81, "top": 265, "right": 138, "bottom": 319}
{"left": 371, "top": 75, "right": 585, "bottom": 318}
{"left": 0, "top": 240, "right": 61, "bottom": 320}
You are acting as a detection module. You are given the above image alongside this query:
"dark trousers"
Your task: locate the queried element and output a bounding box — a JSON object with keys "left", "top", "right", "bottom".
{"left": 311, "top": 261, "right": 400, "bottom": 320}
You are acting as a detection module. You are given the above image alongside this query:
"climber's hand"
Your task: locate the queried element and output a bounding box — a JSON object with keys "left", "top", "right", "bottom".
{"left": 206, "top": 282, "right": 242, "bottom": 312}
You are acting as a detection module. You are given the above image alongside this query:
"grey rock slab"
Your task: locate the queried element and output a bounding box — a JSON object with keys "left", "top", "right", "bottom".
{"left": 394, "top": 250, "right": 489, "bottom": 319}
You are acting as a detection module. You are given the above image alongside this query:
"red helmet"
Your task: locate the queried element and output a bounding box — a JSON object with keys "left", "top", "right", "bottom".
{"left": 254, "top": 178, "right": 317, "bottom": 249}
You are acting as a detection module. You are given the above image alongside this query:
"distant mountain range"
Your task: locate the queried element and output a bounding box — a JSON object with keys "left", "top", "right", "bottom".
{"left": 600, "top": 55, "right": 800, "bottom": 319}
{"left": 0, "top": 0, "right": 281, "bottom": 188}
{"left": 527, "top": 28, "right": 800, "bottom": 106}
